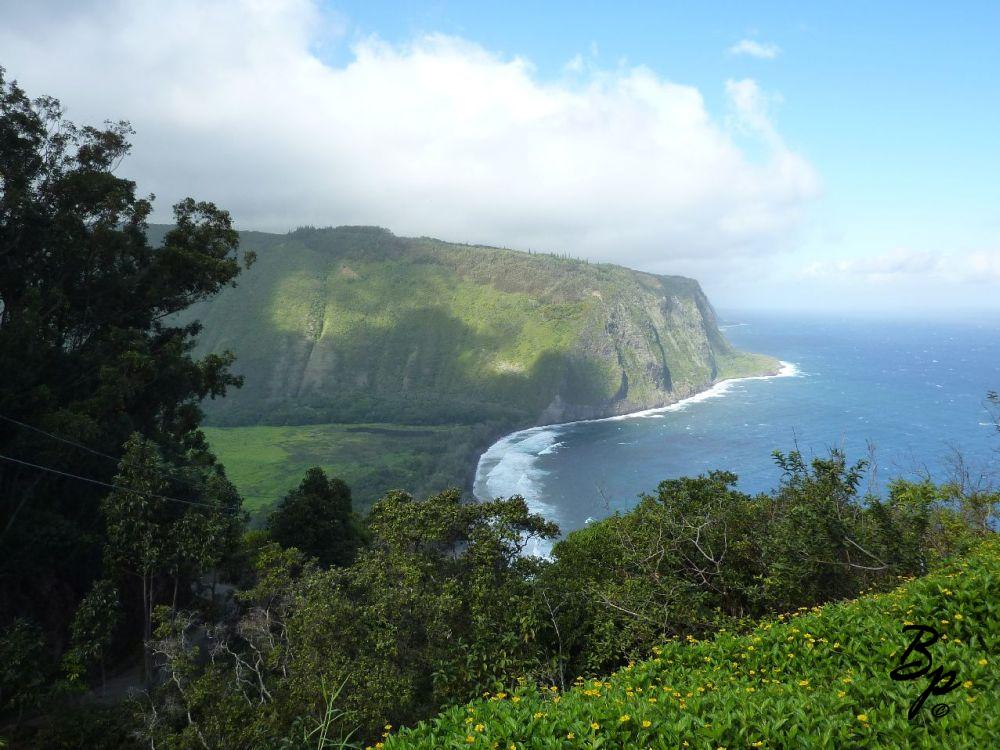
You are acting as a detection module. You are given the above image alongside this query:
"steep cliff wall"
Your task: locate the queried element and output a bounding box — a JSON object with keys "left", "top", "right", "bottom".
{"left": 175, "top": 226, "right": 778, "bottom": 428}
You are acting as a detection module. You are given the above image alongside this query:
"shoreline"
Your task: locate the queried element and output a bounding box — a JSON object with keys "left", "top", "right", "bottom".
{"left": 472, "top": 360, "right": 800, "bottom": 513}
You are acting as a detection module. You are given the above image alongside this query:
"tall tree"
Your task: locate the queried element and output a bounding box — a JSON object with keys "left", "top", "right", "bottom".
{"left": 267, "top": 467, "right": 361, "bottom": 568}
{"left": 101, "top": 435, "right": 241, "bottom": 678}
{"left": 0, "top": 68, "right": 249, "bottom": 644}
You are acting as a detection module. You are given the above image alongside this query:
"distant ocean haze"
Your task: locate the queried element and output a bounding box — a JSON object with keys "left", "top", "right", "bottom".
{"left": 474, "top": 312, "right": 1000, "bottom": 549}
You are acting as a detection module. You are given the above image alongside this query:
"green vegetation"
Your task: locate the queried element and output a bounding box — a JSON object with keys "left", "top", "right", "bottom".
{"left": 0, "top": 66, "right": 248, "bottom": 700}
{"left": 187, "top": 226, "right": 777, "bottom": 514}
{"left": 3, "top": 67, "right": 996, "bottom": 750}
{"left": 177, "top": 226, "right": 778, "bottom": 432}
{"left": 266, "top": 467, "right": 363, "bottom": 567}
{"left": 202, "top": 422, "right": 496, "bottom": 512}
{"left": 386, "top": 536, "right": 999, "bottom": 749}
{"left": 715, "top": 350, "right": 783, "bottom": 381}
{"left": 117, "top": 451, "right": 995, "bottom": 749}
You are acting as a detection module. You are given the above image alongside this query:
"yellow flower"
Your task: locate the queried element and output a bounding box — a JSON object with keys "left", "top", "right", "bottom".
{"left": 511, "top": 696, "right": 520, "bottom": 703}
{"left": 591, "top": 723, "right": 600, "bottom": 731}
{"left": 465, "top": 737, "right": 474, "bottom": 744}
{"left": 978, "top": 658, "right": 989, "bottom": 666}
{"left": 837, "top": 690, "right": 846, "bottom": 698}
{"left": 619, "top": 714, "right": 631, "bottom": 723}
{"left": 532, "top": 712, "right": 546, "bottom": 719}
{"left": 857, "top": 714, "right": 869, "bottom": 723}
{"left": 751, "top": 743, "right": 765, "bottom": 748}
{"left": 642, "top": 720, "right": 651, "bottom": 728}
{"left": 954, "top": 613, "right": 963, "bottom": 620}
{"left": 566, "top": 733, "right": 574, "bottom": 740}
{"left": 475, "top": 724, "right": 485, "bottom": 732}
{"left": 465, "top": 718, "right": 474, "bottom": 725}
{"left": 798, "top": 679, "right": 809, "bottom": 687}
{"left": 963, "top": 680, "right": 973, "bottom": 689}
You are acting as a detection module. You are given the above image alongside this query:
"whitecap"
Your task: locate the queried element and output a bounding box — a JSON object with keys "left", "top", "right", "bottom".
{"left": 473, "top": 360, "right": 801, "bottom": 548}
{"left": 537, "top": 441, "right": 565, "bottom": 456}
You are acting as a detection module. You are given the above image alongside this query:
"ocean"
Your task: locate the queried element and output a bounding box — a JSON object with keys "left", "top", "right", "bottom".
{"left": 473, "top": 312, "right": 1000, "bottom": 550}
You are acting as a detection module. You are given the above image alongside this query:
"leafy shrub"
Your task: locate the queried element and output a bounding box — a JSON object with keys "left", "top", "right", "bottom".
{"left": 384, "top": 536, "right": 1000, "bottom": 748}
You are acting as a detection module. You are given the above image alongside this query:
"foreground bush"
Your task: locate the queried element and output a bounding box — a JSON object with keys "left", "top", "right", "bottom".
{"left": 385, "top": 536, "right": 999, "bottom": 748}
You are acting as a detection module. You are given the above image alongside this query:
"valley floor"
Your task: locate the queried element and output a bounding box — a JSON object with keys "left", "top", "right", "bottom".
{"left": 203, "top": 422, "right": 493, "bottom": 513}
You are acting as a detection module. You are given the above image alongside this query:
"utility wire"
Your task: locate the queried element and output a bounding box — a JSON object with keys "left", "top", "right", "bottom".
{"left": 1, "top": 413, "right": 122, "bottom": 464}
{"left": 0, "top": 412, "right": 276, "bottom": 503}
{"left": 0, "top": 412, "right": 208, "bottom": 490}
{"left": 0, "top": 452, "right": 230, "bottom": 510}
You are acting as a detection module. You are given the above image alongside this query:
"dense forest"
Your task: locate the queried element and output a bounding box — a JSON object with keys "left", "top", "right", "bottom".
{"left": 1, "top": 72, "right": 997, "bottom": 749}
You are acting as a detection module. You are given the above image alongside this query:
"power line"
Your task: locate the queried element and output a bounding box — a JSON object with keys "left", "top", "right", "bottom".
{"left": 0, "top": 452, "right": 229, "bottom": 511}
{"left": 0, "top": 412, "right": 276, "bottom": 503}
{"left": 0, "top": 412, "right": 208, "bottom": 491}
{"left": 1, "top": 413, "right": 120, "bottom": 463}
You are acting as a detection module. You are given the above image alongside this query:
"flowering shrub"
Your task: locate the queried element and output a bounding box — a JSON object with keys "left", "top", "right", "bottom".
{"left": 383, "top": 536, "right": 999, "bottom": 748}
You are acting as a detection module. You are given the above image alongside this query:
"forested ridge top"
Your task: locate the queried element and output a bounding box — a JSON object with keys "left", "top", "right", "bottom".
{"left": 164, "top": 224, "right": 777, "bottom": 429}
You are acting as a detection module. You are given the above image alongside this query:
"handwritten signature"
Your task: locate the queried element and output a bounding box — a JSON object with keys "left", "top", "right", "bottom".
{"left": 889, "top": 624, "right": 959, "bottom": 719}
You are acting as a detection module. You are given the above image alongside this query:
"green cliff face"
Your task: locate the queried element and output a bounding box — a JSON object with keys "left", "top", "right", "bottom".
{"left": 176, "top": 226, "right": 777, "bottom": 428}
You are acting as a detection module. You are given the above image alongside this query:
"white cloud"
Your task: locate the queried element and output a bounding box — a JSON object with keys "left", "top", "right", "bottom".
{"left": 0, "top": 0, "right": 818, "bottom": 273}
{"left": 729, "top": 39, "right": 781, "bottom": 60}
{"left": 801, "top": 247, "right": 1000, "bottom": 285}
{"left": 563, "top": 53, "right": 585, "bottom": 73}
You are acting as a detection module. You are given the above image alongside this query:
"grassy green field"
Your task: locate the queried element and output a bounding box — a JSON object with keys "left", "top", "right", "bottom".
{"left": 203, "top": 422, "right": 494, "bottom": 514}
{"left": 385, "top": 536, "right": 1000, "bottom": 749}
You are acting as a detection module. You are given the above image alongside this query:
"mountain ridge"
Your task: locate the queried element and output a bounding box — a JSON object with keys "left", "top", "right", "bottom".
{"left": 167, "top": 224, "right": 779, "bottom": 430}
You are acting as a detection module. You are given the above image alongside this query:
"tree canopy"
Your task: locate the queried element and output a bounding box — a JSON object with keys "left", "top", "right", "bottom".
{"left": 0, "top": 67, "right": 247, "bottom": 651}
{"left": 267, "top": 466, "right": 362, "bottom": 568}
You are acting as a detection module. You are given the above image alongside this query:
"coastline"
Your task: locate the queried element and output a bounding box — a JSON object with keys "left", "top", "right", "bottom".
{"left": 472, "top": 360, "right": 800, "bottom": 518}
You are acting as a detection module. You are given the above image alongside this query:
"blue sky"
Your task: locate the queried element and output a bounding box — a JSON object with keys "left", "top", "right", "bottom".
{"left": 3, "top": 0, "right": 998, "bottom": 312}
{"left": 326, "top": 0, "right": 1000, "bottom": 311}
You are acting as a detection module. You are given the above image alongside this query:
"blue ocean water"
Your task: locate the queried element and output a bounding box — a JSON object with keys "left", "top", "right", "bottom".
{"left": 474, "top": 312, "right": 1000, "bottom": 544}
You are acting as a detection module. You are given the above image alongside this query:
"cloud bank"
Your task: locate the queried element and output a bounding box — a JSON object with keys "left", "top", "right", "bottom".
{"left": 0, "top": 0, "right": 818, "bottom": 275}
{"left": 802, "top": 248, "right": 1000, "bottom": 285}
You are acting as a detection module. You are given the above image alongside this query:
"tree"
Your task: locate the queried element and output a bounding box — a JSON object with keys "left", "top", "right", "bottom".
{"left": 267, "top": 468, "right": 362, "bottom": 568}
{"left": 0, "top": 67, "right": 250, "bottom": 645}
{"left": 762, "top": 449, "right": 879, "bottom": 608}
{"left": 101, "top": 434, "right": 241, "bottom": 678}
{"left": 0, "top": 620, "right": 49, "bottom": 722}
{"left": 62, "top": 579, "right": 121, "bottom": 692}
{"left": 541, "top": 472, "right": 767, "bottom": 677}
{"left": 141, "top": 488, "right": 558, "bottom": 746}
